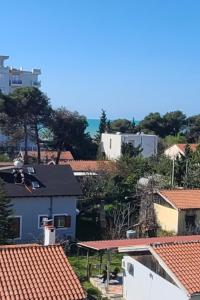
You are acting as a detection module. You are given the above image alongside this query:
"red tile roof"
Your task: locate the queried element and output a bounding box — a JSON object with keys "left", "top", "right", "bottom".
{"left": 78, "top": 235, "right": 200, "bottom": 251}
{"left": 24, "top": 151, "right": 74, "bottom": 161}
{"left": 0, "top": 244, "right": 85, "bottom": 300}
{"left": 177, "top": 143, "right": 198, "bottom": 153}
{"left": 61, "top": 160, "right": 112, "bottom": 172}
{"left": 159, "top": 189, "right": 200, "bottom": 209}
{"left": 153, "top": 241, "right": 200, "bottom": 295}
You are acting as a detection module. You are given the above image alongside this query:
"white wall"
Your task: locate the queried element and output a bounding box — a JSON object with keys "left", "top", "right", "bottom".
{"left": 101, "top": 133, "right": 122, "bottom": 159}
{"left": 122, "top": 256, "right": 189, "bottom": 300}
{"left": 101, "top": 133, "right": 158, "bottom": 160}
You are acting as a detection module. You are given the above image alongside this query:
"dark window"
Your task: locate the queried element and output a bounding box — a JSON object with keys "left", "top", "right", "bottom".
{"left": 109, "top": 138, "right": 112, "bottom": 149}
{"left": 8, "top": 217, "right": 21, "bottom": 239}
{"left": 39, "top": 215, "right": 48, "bottom": 228}
{"left": 127, "top": 262, "right": 134, "bottom": 276}
{"left": 54, "top": 215, "right": 71, "bottom": 228}
{"left": 185, "top": 215, "right": 196, "bottom": 229}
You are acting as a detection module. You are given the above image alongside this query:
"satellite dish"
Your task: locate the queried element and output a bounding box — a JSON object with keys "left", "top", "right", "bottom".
{"left": 13, "top": 158, "right": 24, "bottom": 169}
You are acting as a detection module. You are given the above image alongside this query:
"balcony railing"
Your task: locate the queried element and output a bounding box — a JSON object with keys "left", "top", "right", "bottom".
{"left": 9, "top": 80, "right": 22, "bottom": 86}
{"left": 32, "top": 81, "right": 41, "bottom": 87}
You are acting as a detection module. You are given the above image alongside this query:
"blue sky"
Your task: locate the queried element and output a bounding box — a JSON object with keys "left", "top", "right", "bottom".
{"left": 1, "top": 1, "right": 200, "bottom": 120}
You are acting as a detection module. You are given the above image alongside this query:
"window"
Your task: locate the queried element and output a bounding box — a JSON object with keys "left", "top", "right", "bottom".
{"left": 109, "top": 138, "right": 112, "bottom": 149}
{"left": 8, "top": 217, "right": 21, "bottom": 239}
{"left": 38, "top": 215, "right": 48, "bottom": 228}
{"left": 127, "top": 262, "right": 134, "bottom": 276}
{"left": 54, "top": 215, "right": 71, "bottom": 228}
{"left": 185, "top": 215, "right": 196, "bottom": 230}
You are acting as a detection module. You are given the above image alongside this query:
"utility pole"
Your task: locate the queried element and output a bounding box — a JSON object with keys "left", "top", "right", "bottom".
{"left": 171, "top": 158, "right": 175, "bottom": 187}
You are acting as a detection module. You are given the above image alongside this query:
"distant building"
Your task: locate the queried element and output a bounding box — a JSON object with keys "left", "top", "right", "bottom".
{"left": 164, "top": 143, "right": 198, "bottom": 160}
{"left": 0, "top": 164, "right": 81, "bottom": 243}
{"left": 100, "top": 132, "right": 158, "bottom": 159}
{"left": 0, "top": 55, "right": 41, "bottom": 95}
{"left": 154, "top": 189, "right": 200, "bottom": 234}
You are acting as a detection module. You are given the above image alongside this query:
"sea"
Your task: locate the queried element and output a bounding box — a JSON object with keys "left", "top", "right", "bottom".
{"left": 86, "top": 119, "right": 139, "bottom": 137}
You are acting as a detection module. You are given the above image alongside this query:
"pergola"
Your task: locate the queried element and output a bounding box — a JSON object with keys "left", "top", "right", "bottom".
{"left": 77, "top": 235, "right": 198, "bottom": 286}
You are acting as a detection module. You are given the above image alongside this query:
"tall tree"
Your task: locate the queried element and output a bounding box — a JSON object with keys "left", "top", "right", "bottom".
{"left": 163, "top": 111, "right": 186, "bottom": 136}
{"left": 0, "top": 87, "right": 52, "bottom": 163}
{"left": 139, "top": 112, "right": 165, "bottom": 137}
{"left": 186, "top": 114, "right": 200, "bottom": 142}
{"left": 110, "top": 118, "right": 135, "bottom": 133}
{"left": 48, "top": 107, "right": 88, "bottom": 164}
{"left": 0, "top": 179, "right": 12, "bottom": 244}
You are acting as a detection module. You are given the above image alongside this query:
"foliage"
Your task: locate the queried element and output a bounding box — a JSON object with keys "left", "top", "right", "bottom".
{"left": 138, "top": 111, "right": 186, "bottom": 138}
{"left": 186, "top": 114, "right": 200, "bottom": 142}
{"left": 0, "top": 179, "right": 12, "bottom": 244}
{"left": 0, "top": 153, "right": 10, "bottom": 162}
{"left": 121, "top": 142, "right": 142, "bottom": 158}
{"left": 0, "top": 87, "right": 52, "bottom": 163}
{"left": 164, "top": 134, "right": 186, "bottom": 148}
{"left": 48, "top": 107, "right": 89, "bottom": 163}
{"left": 110, "top": 118, "right": 135, "bottom": 133}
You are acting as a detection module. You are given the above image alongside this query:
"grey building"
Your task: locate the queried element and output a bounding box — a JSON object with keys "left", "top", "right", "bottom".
{"left": 0, "top": 164, "right": 81, "bottom": 243}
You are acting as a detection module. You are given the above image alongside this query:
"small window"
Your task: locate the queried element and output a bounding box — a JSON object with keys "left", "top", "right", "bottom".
{"left": 32, "top": 181, "right": 40, "bottom": 189}
{"left": 54, "top": 215, "right": 71, "bottom": 228}
{"left": 38, "top": 215, "right": 48, "bottom": 228}
{"left": 109, "top": 138, "right": 112, "bottom": 149}
{"left": 185, "top": 215, "right": 196, "bottom": 229}
{"left": 8, "top": 217, "right": 21, "bottom": 239}
{"left": 127, "top": 263, "right": 134, "bottom": 276}
{"left": 27, "top": 167, "right": 35, "bottom": 174}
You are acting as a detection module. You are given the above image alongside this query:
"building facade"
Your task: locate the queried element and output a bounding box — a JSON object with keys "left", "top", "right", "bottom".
{"left": 0, "top": 164, "right": 81, "bottom": 243}
{"left": 0, "top": 55, "right": 41, "bottom": 94}
{"left": 101, "top": 132, "right": 158, "bottom": 159}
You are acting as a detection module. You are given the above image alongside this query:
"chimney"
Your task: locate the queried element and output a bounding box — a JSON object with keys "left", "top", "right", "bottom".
{"left": 43, "top": 218, "right": 55, "bottom": 246}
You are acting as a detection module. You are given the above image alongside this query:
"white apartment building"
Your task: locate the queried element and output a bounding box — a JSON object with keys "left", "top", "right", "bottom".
{"left": 0, "top": 55, "right": 41, "bottom": 94}
{"left": 101, "top": 132, "right": 158, "bottom": 159}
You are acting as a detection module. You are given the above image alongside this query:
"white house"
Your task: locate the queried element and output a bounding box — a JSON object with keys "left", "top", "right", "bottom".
{"left": 101, "top": 132, "right": 158, "bottom": 159}
{"left": 121, "top": 239, "right": 200, "bottom": 300}
{"left": 0, "top": 55, "right": 41, "bottom": 95}
{"left": 164, "top": 143, "right": 198, "bottom": 160}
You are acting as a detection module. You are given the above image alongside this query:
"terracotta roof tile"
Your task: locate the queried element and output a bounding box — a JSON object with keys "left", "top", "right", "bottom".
{"left": 23, "top": 151, "right": 74, "bottom": 161}
{"left": 153, "top": 241, "right": 200, "bottom": 295}
{"left": 159, "top": 189, "right": 200, "bottom": 209}
{"left": 61, "top": 160, "right": 112, "bottom": 172}
{"left": 78, "top": 235, "right": 200, "bottom": 250}
{"left": 0, "top": 244, "right": 85, "bottom": 300}
{"left": 177, "top": 144, "right": 198, "bottom": 153}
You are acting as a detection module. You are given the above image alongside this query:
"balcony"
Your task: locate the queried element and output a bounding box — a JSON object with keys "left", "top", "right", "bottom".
{"left": 9, "top": 80, "right": 22, "bottom": 86}
{"left": 32, "top": 81, "right": 41, "bottom": 87}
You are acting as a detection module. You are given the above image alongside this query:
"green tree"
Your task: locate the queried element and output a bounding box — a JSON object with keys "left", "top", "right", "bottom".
{"left": 121, "top": 143, "right": 142, "bottom": 158}
{"left": 186, "top": 114, "right": 200, "bottom": 142}
{"left": 110, "top": 118, "right": 135, "bottom": 133}
{"left": 0, "top": 87, "right": 52, "bottom": 163}
{"left": 0, "top": 179, "right": 12, "bottom": 244}
{"left": 48, "top": 107, "right": 88, "bottom": 164}
{"left": 139, "top": 113, "right": 165, "bottom": 137}
{"left": 163, "top": 111, "right": 186, "bottom": 136}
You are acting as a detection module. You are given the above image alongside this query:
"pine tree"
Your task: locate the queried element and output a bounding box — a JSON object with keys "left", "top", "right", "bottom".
{"left": 0, "top": 179, "right": 12, "bottom": 244}
{"left": 99, "top": 109, "right": 107, "bottom": 134}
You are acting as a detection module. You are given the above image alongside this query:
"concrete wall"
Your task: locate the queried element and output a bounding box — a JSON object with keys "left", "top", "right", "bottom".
{"left": 101, "top": 133, "right": 122, "bottom": 159}
{"left": 0, "top": 66, "right": 9, "bottom": 94}
{"left": 11, "top": 196, "right": 77, "bottom": 243}
{"left": 123, "top": 256, "right": 188, "bottom": 300}
{"left": 101, "top": 133, "right": 158, "bottom": 160}
{"left": 154, "top": 203, "right": 179, "bottom": 233}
